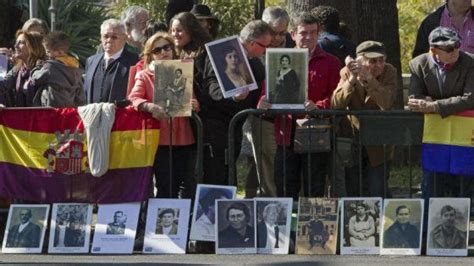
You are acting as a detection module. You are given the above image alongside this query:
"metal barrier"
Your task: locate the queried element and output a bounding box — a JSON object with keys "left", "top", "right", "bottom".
{"left": 228, "top": 109, "right": 424, "bottom": 198}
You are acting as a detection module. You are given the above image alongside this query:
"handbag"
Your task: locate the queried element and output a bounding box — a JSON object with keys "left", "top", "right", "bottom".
{"left": 293, "top": 117, "right": 331, "bottom": 153}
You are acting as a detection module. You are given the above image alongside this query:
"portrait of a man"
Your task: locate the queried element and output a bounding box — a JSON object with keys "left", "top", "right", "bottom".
{"left": 257, "top": 203, "right": 286, "bottom": 249}
{"left": 155, "top": 208, "right": 178, "bottom": 235}
{"left": 106, "top": 211, "right": 126, "bottom": 235}
{"left": 193, "top": 188, "right": 231, "bottom": 237}
{"left": 429, "top": 205, "right": 467, "bottom": 249}
{"left": 307, "top": 214, "right": 328, "bottom": 250}
{"left": 383, "top": 205, "right": 420, "bottom": 249}
{"left": 6, "top": 209, "right": 41, "bottom": 248}
{"left": 54, "top": 208, "right": 86, "bottom": 247}
{"left": 218, "top": 202, "right": 255, "bottom": 248}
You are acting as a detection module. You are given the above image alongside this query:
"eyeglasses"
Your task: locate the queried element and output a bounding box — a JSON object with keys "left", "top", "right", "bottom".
{"left": 253, "top": 40, "right": 270, "bottom": 49}
{"left": 435, "top": 43, "right": 461, "bottom": 53}
{"left": 152, "top": 44, "right": 173, "bottom": 54}
{"left": 101, "top": 34, "right": 123, "bottom": 40}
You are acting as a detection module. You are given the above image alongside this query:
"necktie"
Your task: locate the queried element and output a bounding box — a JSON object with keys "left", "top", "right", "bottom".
{"left": 104, "top": 58, "right": 113, "bottom": 70}
{"left": 274, "top": 226, "right": 279, "bottom": 248}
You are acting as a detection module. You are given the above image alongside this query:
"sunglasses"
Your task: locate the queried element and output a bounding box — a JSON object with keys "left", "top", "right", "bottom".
{"left": 435, "top": 43, "right": 461, "bottom": 53}
{"left": 152, "top": 44, "right": 173, "bottom": 54}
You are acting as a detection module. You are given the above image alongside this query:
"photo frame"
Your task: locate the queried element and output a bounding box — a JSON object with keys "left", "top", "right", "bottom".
{"left": 427, "top": 198, "right": 470, "bottom": 257}
{"left": 91, "top": 202, "right": 141, "bottom": 254}
{"left": 48, "top": 203, "right": 93, "bottom": 253}
{"left": 340, "top": 197, "right": 382, "bottom": 255}
{"left": 265, "top": 48, "right": 308, "bottom": 109}
{"left": 380, "top": 199, "right": 424, "bottom": 255}
{"left": 189, "top": 184, "right": 237, "bottom": 241}
{"left": 205, "top": 36, "right": 258, "bottom": 99}
{"left": 0, "top": 54, "right": 7, "bottom": 80}
{"left": 295, "top": 198, "right": 339, "bottom": 255}
{"left": 2, "top": 204, "right": 50, "bottom": 254}
{"left": 153, "top": 59, "right": 194, "bottom": 117}
{"left": 143, "top": 198, "right": 191, "bottom": 254}
{"left": 255, "top": 197, "right": 293, "bottom": 254}
{"left": 215, "top": 199, "right": 256, "bottom": 254}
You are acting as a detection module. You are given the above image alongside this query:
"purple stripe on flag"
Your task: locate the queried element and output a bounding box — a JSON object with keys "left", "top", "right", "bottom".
{"left": 422, "top": 143, "right": 474, "bottom": 176}
{"left": 0, "top": 162, "right": 153, "bottom": 203}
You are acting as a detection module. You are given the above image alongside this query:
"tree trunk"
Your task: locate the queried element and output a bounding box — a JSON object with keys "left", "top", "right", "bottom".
{"left": 285, "top": 0, "right": 403, "bottom": 108}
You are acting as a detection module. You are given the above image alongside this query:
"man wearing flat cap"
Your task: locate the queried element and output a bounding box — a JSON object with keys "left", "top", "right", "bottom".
{"left": 408, "top": 26, "right": 474, "bottom": 203}
{"left": 332, "top": 40, "right": 397, "bottom": 197}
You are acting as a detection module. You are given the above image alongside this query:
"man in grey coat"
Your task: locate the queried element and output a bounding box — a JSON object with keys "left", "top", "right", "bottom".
{"left": 408, "top": 26, "right": 474, "bottom": 205}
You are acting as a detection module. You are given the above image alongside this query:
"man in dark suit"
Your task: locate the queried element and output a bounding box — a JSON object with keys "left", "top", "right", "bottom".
{"left": 84, "top": 18, "right": 139, "bottom": 104}
{"left": 106, "top": 210, "right": 126, "bottom": 235}
{"left": 430, "top": 205, "right": 467, "bottom": 249}
{"left": 408, "top": 26, "right": 474, "bottom": 204}
{"left": 6, "top": 209, "right": 41, "bottom": 248}
{"left": 383, "top": 205, "right": 420, "bottom": 248}
{"left": 257, "top": 203, "right": 285, "bottom": 249}
{"left": 155, "top": 209, "right": 178, "bottom": 235}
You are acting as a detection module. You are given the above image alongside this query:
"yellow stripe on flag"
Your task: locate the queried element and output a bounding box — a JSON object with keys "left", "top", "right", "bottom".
{"left": 423, "top": 114, "right": 474, "bottom": 147}
{"left": 0, "top": 125, "right": 159, "bottom": 170}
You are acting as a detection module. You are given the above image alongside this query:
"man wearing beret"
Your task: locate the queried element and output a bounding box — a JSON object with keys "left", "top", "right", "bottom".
{"left": 408, "top": 26, "right": 474, "bottom": 202}
{"left": 332, "top": 41, "right": 397, "bottom": 197}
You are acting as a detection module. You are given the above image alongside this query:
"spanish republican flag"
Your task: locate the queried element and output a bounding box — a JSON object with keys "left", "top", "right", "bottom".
{"left": 422, "top": 111, "right": 474, "bottom": 175}
{"left": 0, "top": 107, "right": 159, "bottom": 203}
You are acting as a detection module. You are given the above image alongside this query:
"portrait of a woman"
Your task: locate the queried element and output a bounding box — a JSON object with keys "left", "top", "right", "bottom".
{"left": 273, "top": 54, "right": 300, "bottom": 104}
{"left": 220, "top": 45, "right": 252, "bottom": 91}
{"left": 347, "top": 202, "right": 376, "bottom": 247}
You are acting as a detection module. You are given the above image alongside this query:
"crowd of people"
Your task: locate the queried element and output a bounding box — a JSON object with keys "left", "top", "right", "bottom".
{"left": 0, "top": 1, "right": 473, "bottom": 209}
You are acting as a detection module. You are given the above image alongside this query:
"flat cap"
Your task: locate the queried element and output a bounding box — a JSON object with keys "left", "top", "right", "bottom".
{"left": 429, "top": 27, "right": 461, "bottom": 46}
{"left": 356, "top": 41, "right": 386, "bottom": 58}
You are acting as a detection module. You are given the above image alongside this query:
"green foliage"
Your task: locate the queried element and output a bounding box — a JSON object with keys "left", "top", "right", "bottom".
{"left": 108, "top": 0, "right": 168, "bottom": 23}
{"left": 397, "top": 0, "right": 444, "bottom": 73}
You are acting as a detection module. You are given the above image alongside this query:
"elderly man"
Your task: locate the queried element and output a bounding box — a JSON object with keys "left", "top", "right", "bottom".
{"left": 413, "top": 0, "right": 474, "bottom": 57}
{"left": 257, "top": 203, "right": 286, "bottom": 249}
{"left": 121, "top": 5, "right": 149, "bottom": 53}
{"left": 430, "top": 205, "right": 466, "bottom": 249}
{"left": 6, "top": 209, "right": 41, "bottom": 248}
{"left": 84, "top": 19, "right": 139, "bottom": 104}
{"left": 200, "top": 20, "right": 272, "bottom": 186}
{"left": 218, "top": 202, "right": 255, "bottom": 248}
{"left": 383, "top": 205, "right": 420, "bottom": 248}
{"left": 245, "top": 7, "right": 292, "bottom": 198}
{"left": 261, "top": 12, "right": 341, "bottom": 200}
{"left": 408, "top": 27, "right": 474, "bottom": 202}
{"left": 332, "top": 41, "right": 397, "bottom": 197}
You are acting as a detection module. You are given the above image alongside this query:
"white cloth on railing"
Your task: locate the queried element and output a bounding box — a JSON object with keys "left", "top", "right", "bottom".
{"left": 78, "top": 103, "right": 116, "bottom": 177}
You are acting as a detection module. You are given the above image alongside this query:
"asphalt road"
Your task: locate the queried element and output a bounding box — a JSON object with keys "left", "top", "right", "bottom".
{"left": 0, "top": 254, "right": 473, "bottom": 265}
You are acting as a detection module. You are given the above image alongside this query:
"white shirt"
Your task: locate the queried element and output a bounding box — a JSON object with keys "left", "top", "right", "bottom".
{"left": 162, "top": 225, "right": 172, "bottom": 235}
{"left": 18, "top": 221, "right": 30, "bottom": 233}
{"left": 265, "top": 222, "right": 278, "bottom": 249}
{"left": 104, "top": 47, "right": 124, "bottom": 62}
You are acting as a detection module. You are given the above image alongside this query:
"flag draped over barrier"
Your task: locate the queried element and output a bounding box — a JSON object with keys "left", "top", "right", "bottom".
{"left": 422, "top": 111, "right": 474, "bottom": 175}
{"left": 0, "top": 107, "right": 160, "bottom": 203}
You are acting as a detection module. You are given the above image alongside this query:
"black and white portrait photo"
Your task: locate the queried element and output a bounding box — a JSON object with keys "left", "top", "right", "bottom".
{"left": 381, "top": 199, "right": 423, "bottom": 255}
{"left": 205, "top": 36, "right": 257, "bottom": 98}
{"left": 190, "top": 184, "right": 236, "bottom": 242}
{"left": 154, "top": 59, "right": 193, "bottom": 117}
{"left": 296, "top": 198, "right": 339, "bottom": 255}
{"left": 48, "top": 203, "right": 93, "bottom": 253}
{"left": 91, "top": 203, "right": 141, "bottom": 254}
{"left": 216, "top": 199, "right": 256, "bottom": 254}
{"left": 340, "top": 198, "right": 382, "bottom": 255}
{"left": 256, "top": 198, "right": 293, "bottom": 254}
{"left": 143, "top": 199, "right": 191, "bottom": 254}
{"left": 266, "top": 48, "right": 308, "bottom": 109}
{"left": 2, "top": 204, "right": 49, "bottom": 253}
{"left": 427, "top": 198, "right": 470, "bottom": 256}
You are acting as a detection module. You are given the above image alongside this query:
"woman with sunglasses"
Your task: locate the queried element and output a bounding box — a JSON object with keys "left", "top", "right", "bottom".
{"left": 0, "top": 30, "right": 46, "bottom": 107}
{"left": 128, "top": 32, "right": 198, "bottom": 199}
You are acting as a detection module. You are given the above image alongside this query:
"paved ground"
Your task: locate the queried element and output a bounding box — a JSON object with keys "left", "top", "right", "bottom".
{"left": 0, "top": 254, "right": 473, "bottom": 265}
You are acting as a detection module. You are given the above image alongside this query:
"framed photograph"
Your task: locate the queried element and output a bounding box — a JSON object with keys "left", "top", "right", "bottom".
{"left": 143, "top": 198, "right": 191, "bottom": 254}
{"left": 427, "top": 198, "right": 470, "bottom": 256}
{"left": 340, "top": 198, "right": 382, "bottom": 255}
{"left": 205, "top": 36, "right": 258, "bottom": 99}
{"left": 215, "top": 199, "right": 256, "bottom": 254}
{"left": 2, "top": 204, "right": 49, "bottom": 253}
{"left": 91, "top": 202, "right": 141, "bottom": 254}
{"left": 153, "top": 59, "right": 194, "bottom": 117}
{"left": 48, "top": 203, "right": 93, "bottom": 253}
{"left": 189, "top": 184, "right": 237, "bottom": 242}
{"left": 255, "top": 198, "right": 293, "bottom": 254}
{"left": 265, "top": 48, "right": 308, "bottom": 109}
{"left": 380, "top": 199, "right": 424, "bottom": 255}
{"left": 295, "top": 198, "right": 339, "bottom": 255}
{"left": 0, "top": 54, "right": 7, "bottom": 80}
